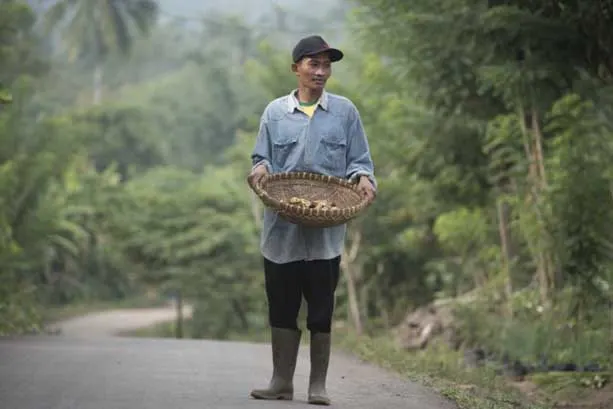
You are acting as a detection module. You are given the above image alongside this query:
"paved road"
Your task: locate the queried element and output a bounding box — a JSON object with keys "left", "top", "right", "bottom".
{"left": 0, "top": 307, "right": 455, "bottom": 409}
{"left": 51, "top": 304, "right": 194, "bottom": 338}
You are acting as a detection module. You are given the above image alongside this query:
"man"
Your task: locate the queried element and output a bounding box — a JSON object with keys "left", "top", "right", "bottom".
{"left": 248, "top": 35, "right": 376, "bottom": 406}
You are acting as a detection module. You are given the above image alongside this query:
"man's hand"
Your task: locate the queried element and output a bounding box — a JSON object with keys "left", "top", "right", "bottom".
{"left": 248, "top": 163, "right": 269, "bottom": 186}
{"left": 357, "top": 175, "right": 376, "bottom": 202}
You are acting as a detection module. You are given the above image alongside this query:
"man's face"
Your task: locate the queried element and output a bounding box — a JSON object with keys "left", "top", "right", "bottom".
{"left": 292, "top": 52, "right": 332, "bottom": 91}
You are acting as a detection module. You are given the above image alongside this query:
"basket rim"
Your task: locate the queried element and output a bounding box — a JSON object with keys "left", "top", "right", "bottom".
{"left": 248, "top": 171, "right": 372, "bottom": 220}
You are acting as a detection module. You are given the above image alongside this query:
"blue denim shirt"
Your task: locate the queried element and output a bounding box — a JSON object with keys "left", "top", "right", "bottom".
{"left": 251, "top": 89, "right": 376, "bottom": 264}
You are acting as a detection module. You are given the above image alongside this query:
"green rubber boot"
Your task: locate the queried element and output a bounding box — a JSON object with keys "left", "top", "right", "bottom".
{"left": 308, "top": 332, "right": 331, "bottom": 405}
{"left": 250, "top": 327, "right": 302, "bottom": 400}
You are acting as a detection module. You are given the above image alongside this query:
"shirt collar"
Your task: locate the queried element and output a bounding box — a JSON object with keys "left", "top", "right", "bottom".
{"left": 287, "top": 89, "right": 329, "bottom": 112}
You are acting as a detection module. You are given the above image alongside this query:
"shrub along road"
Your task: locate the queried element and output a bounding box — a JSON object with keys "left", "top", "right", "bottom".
{"left": 0, "top": 306, "right": 456, "bottom": 408}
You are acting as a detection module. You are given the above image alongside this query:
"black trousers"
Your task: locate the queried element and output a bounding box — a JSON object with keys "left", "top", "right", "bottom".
{"left": 264, "top": 256, "right": 341, "bottom": 334}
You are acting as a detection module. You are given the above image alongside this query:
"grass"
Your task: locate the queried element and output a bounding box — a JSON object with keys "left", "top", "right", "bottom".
{"left": 333, "top": 327, "right": 613, "bottom": 409}
{"left": 333, "top": 329, "right": 551, "bottom": 409}
{"left": 528, "top": 371, "right": 612, "bottom": 406}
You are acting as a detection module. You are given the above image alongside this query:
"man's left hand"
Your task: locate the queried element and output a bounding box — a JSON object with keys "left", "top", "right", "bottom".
{"left": 357, "top": 175, "right": 376, "bottom": 202}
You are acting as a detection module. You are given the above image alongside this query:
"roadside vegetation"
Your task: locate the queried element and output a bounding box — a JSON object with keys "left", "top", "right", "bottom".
{"left": 2, "top": 1, "right": 611, "bottom": 408}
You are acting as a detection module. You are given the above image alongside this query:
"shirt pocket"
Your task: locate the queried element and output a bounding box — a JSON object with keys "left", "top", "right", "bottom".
{"left": 318, "top": 131, "right": 347, "bottom": 173}
{"left": 272, "top": 132, "right": 299, "bottom": 171}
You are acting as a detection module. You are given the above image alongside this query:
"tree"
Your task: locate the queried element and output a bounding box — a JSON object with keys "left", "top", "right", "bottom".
{"left": 43, "top": 0, "right": 159, "bottom": 103}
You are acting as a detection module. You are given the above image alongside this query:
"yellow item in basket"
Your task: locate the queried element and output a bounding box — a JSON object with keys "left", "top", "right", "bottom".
{"left": 280, "top": 197, "right": 338, "bottom": 210}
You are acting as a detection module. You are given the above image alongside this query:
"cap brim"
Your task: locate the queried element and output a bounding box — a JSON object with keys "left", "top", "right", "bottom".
{"left": 306, "top": 47, "right": 344, "bottom": 62}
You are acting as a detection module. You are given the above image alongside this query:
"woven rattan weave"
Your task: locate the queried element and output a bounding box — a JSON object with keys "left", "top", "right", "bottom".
{"left": 248, "top": 172, "right": 372, "bottom": 227}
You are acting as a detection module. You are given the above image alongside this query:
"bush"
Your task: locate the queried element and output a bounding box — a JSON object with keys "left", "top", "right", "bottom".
{"left": 453, "top": 287, "right": 611, "bottom": 369}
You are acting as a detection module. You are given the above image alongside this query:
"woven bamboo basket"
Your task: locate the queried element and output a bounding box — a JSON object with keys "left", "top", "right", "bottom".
{"left": 248, "top": 172, "right": 372, "bottom": 227}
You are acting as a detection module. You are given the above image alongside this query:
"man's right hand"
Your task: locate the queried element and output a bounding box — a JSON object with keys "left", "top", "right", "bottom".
{"left": 248, "top": 163, "right": 269, "bottom": 186}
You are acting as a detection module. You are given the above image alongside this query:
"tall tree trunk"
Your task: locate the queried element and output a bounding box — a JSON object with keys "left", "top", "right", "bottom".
{"left": 531, "top": 107, "right": 554, "bottom": 300}
{"left": 531, "top": 107, "right": 558, "bottom": 292}
{"left": 340, "top": 228, "right": 363, "bottom": 336}
{"left": 344, "top": 266, "right": 362, "bottom": 335}
{"left": 517, "top": 103, "right": 538, "bottom": 195}
{"left": 531, "top": 108, "right": 548, "bottom": 189}
{"left": 517, "top": 102, "right": 550, "bottom": 304}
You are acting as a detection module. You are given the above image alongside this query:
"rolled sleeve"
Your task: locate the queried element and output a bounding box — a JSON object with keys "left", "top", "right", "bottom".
{"left": 345, "top": 106, "right": 377, "bottom": 190}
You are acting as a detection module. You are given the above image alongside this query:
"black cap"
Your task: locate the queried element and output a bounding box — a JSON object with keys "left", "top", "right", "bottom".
{"left": 292, "top": 35, "right": 343, "bottom": 63}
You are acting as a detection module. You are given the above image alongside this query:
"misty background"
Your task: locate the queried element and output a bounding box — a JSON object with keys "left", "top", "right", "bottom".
{"left": 1, "top": 1, "right": 613, "bottom": 407}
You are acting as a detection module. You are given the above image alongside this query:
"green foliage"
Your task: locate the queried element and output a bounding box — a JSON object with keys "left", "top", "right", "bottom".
{"left": 544, "top": 94, "right": 613, "bottom": 307}
{"left": 0, "top": 0, "right": 356, "bottom": 338}
{"left": 0, "top": 0, "right": 49, "bottom": 84}
{"left": 43, "top": 0, "right": 159, "bottom": 61}
{"left": 346, "top": 3, "right": 613, "bottom": 396}
{"left": 454, "top": 287, "right": 611, "bottom": 369}
{"left": 106, "top": 132, "right": 265, "bottom": 337}
{"left": 243, "top": 42, "right": 297, "bottom": 104}
{"left": 0, "top": 83, "right": 12, "bottom": 104}
{"left": 2, "top": 6, "right": 613, "bottom": 405}
{"left": 69, "top": 102, "right": 167, "bottom": 178}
